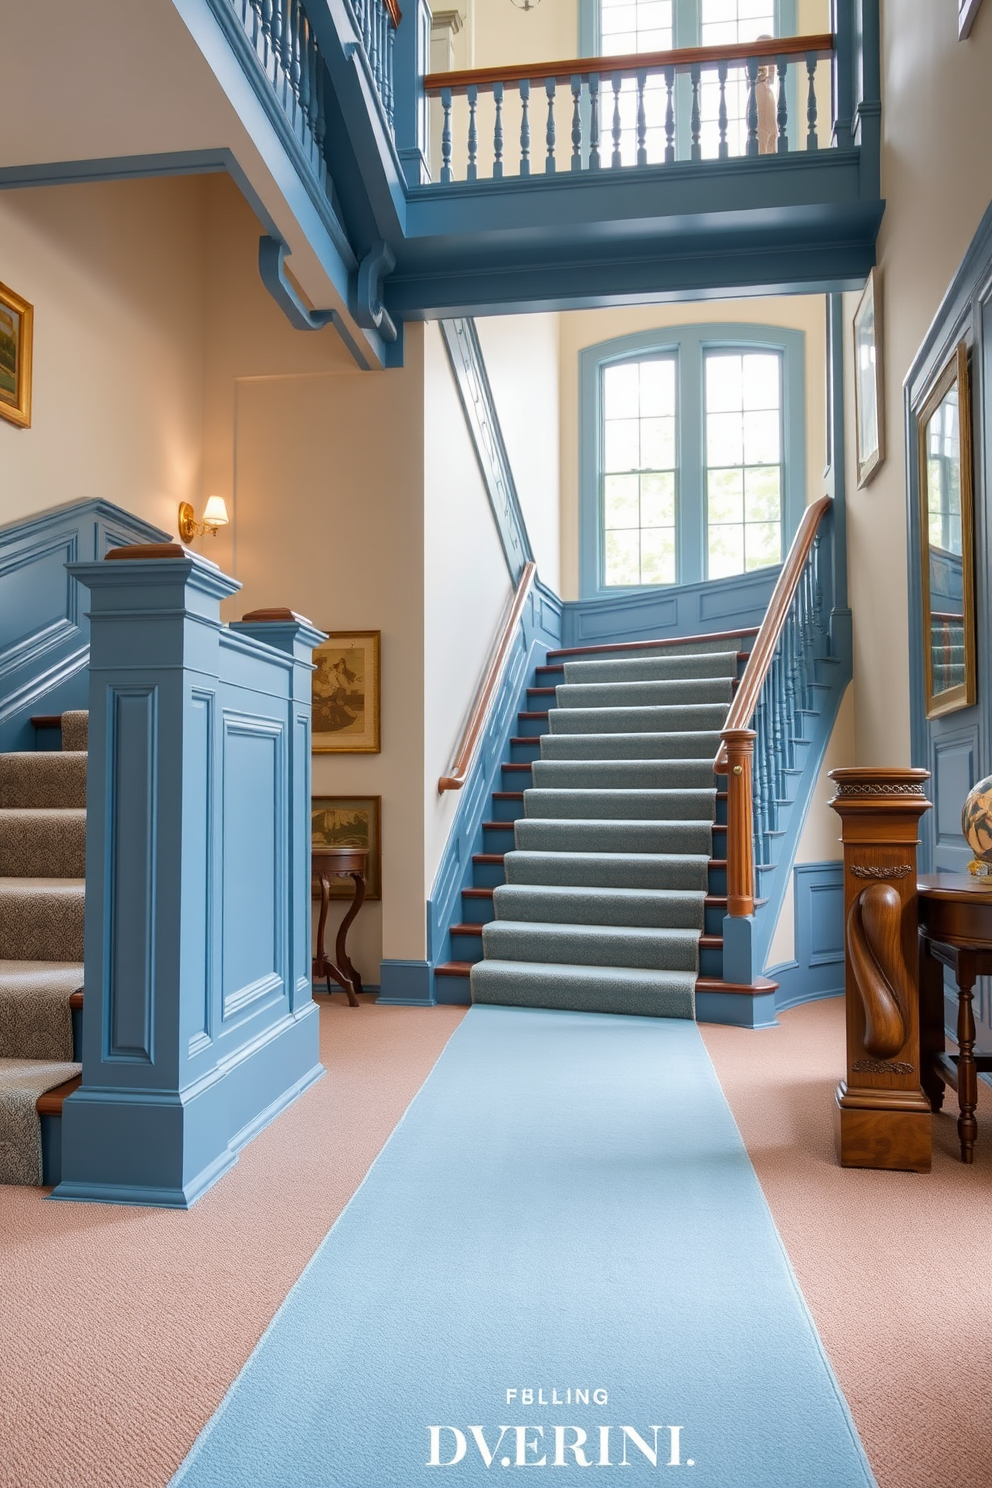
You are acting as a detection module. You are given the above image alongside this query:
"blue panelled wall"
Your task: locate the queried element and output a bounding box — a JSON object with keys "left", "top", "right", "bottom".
{"left": 52, "top": 550, "right": 325, "bottom": 1208}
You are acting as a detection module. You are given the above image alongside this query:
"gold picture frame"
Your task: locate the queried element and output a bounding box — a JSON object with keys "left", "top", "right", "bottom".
{"left": 311, "top": 795, "right": 381, "bottom": 899}
{"left": 312, "top": 630, "right": 380, "bottom": 753}
{"left": 916, "top": 341, "right": 977, "bottom": 719}
{"left": 853, "top": 268, "right": 884, "bottom": 487}
{"left": 0, "top": 281, "right": 33, "bottom": 429}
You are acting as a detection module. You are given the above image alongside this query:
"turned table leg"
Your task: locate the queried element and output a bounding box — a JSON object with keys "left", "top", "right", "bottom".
{"left": 335, "top": 870, "right": 366, "bottom": 1000}
{"left": 956, "top": 957, "right": 979, "bottom": 1164}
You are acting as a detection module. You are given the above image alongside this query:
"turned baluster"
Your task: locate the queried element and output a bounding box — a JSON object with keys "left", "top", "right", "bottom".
{"left": 493, "top": 82, "right": 504, "bottom": 179}
{"left": 571, "top": 76, "right": 583, "bottom": 171}
{"left": 610, "top": 73, "right": 623, "bottom": 168}
{"left": 806, "top": 54, "right": 819, "bottom": 151}
{"left": 589, "top": 74, "right": 601, "bottom": 169}
{"left": 690, "top": 63, "right": 701, "bottom": 161}
{"left": 664, "top": 65, "right": 675, "bottom": 163}
{"left": 545, "top": 78, "right": 557, "bottom": 174}
{"left": 746, "top": 55, "right": 760, "bottom": 156}
{"left": 440, "top": 87, "right": 453, "bottom": 184}
{"left": 717, "top": 60, "right": 729, "bottom": 159}
{"left": 520, "top": 79, "right": 531, "bottom": 177}
{"left": 635, "top": 70, "right": 647, "bottom": 166}
{"left": 776, "top": 57, "right": 789, "bottom": 152}
{"left": 467, "top": 84, "right": 478, "bottom": 182}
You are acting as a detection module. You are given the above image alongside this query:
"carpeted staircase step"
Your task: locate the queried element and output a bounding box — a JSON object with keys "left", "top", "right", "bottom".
{"left": 470, "top": 960, "right": 695, "bottom": 1018}
{"left": 0, "top": 961, "right": 82, "bottom": 1061}
{"left": 492, "top": 883, "right": 705, "bottom": 929}
{"left": 0, "top": 752, "right": 86, "bottom": 808}
{"left": 522, "top": 787, "right": 716, "bottom": 821}
{"left": 0, "top": 879, "right": 85, "bottom": 962}
{"left": 530, "top": 757, "right": 716, "bottom": 789}
{"left": 0, "top": 808, "right": 87, "bottom": 877}
{"left": 513, "top": 818, "right": 714, "bottom": 854}
{"left": 0, "top": 1058, "right": 82, "bottom": 1185}
{"left": 540, "top": 729, "right": 723, "bottom": 760}
{"left": 502, "top": 849, "right": 713, "bottom": 891}
{"left": 546, "top": 631, "right": 755, "bottom": 662}
{"left": 59, "top": 711, "right": 88, "bottom": 751}
{"left": 560, "top": 650, "right": 740, "bottom": 683}
{"left": 548, "top": 703, "right": 729, "bottom": 735}
{"left": 555, "top": 677, "right": 733, "bottom": 709}
{"left": 481, "top": 920, "right": 701, "bottom": 972}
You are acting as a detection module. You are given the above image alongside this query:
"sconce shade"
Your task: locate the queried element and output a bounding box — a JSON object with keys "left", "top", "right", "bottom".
{"left": 202, "top": 495, "right": 230, "bottom": 528}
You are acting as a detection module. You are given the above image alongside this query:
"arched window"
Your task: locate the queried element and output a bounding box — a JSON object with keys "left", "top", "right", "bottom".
{"left": 579, "top": 324, "right": 807, "bottom": 596}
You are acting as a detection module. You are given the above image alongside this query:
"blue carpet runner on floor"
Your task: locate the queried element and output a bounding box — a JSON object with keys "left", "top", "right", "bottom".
{"left": 171, "top": 1008, "right": 876, "bottom": 1488}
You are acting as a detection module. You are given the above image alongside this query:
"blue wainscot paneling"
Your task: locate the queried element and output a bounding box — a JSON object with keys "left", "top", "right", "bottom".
{"left": 767, "top": 861, "right": 845, "bottom": 1012}
{"left": 0, "top": 499, "right": 168, "bottom": 751}
{"left": 559, "top": 566, "right": 778, "bottom": 650}
{"left": 53, "top": 552, "right": 325, "bottom": 1209}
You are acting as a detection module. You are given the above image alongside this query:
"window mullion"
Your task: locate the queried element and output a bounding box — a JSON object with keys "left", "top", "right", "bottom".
{"left": 679, "top": 335, "right": 705, "bottom": 586}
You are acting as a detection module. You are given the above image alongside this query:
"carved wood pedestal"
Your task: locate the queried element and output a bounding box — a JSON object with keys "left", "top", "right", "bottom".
{"left": 829, "top": 767, "right": 933, "bottom": 1172}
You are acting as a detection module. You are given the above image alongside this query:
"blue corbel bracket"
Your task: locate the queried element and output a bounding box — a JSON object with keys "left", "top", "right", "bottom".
{"left": 258, "top": 236, "right": 375, "bottom": 369}
{"left": 354, "top": 240, "right": 398, "bottom": 344}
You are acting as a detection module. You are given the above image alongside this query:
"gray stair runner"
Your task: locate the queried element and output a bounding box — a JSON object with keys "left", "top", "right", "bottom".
{"left": 0, "top": 711, "right": 86, "bottom": 1185}
{"left": 470, "top": 648, "right": 735, "bottom": 1019}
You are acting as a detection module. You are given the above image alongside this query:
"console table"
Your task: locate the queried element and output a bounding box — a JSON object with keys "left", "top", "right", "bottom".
{"left": 312, "top": 847, "right": 368, "bottom": 1007}
{"left": 918, "top": 872, "right": 992, "bottom": 1163}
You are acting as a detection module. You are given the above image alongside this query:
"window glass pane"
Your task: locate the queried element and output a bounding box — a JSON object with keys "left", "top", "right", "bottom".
{"left": 704, "top": 346, "right": 783, "bottom": 579}
{"left": 601, "top": 354, "right": 678, "bottom": 587}
{"left": 604, "top": 474, "right": 640, "bottom": 528}
{"left": 605, "top": 528, "right": 641, "bottom": 585}
{"left": 600, "top": 0, "right": 673, "bottom": 52}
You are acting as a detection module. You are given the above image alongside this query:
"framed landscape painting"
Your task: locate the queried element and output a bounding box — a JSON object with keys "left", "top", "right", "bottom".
{"left": 0, "top": 281, "right": 33, "bottom": 429}
{"left": 311, "top": 796, "right": 381, "bottom": 899}
{"left": 312, "top": 630, "right": 380, "bottom": 752}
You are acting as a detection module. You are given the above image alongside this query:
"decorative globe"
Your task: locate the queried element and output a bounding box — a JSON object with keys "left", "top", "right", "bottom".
{"left": 962, "top": 774, "right": 992, "bottom": 873}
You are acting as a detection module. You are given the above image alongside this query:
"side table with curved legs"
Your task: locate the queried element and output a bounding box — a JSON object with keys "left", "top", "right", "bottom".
{"left": 312, "top": 847, "right": 369, "bottom": 1007}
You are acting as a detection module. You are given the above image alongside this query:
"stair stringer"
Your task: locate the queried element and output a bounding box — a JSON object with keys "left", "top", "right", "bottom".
{"left": 424, "top": 580, "right": 562, "bottom": 1004}
{"left": 721, "top": 607, "right": 853, "bottom": 997}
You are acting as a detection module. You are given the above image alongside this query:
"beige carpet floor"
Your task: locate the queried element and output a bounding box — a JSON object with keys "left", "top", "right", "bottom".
{"left": 0, "top": 993, "right": 988, "bottom": 1488}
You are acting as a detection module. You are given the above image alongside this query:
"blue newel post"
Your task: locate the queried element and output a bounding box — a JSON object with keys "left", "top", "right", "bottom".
{"left": 53, "top": 544, "right": 326, "bottom": 1208}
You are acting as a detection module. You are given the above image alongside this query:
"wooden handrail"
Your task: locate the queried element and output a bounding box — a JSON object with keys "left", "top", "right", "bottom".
{"left": 438, "top": 562, "right": 537, "bottom": 793}
{"left": 717, "top": 495, "right": 832, "bottom": 917}
{"left": 425, "top": 32, "right": 834, "bottom": 95}
{"left": 717, "top": 495, "right": 832, "bottom": 765}
{"left": 384, "top": 0, "right": 401, "bottom": 28}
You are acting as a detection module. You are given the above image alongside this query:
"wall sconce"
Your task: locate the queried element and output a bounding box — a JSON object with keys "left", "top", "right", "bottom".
{"left": 178, "top": 496, "right": 230, "bottom": 542}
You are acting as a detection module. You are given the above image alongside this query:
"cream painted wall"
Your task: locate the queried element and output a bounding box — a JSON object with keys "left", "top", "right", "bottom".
{"left": 423, "top": 322, "right": 514, "bottom": 889}
{"left": 475, "top": 313, "right": 562, "bottom": 591}
{"left": 0, "top": 177, "right": 207, "bottom": 534}
{"left": 557, "top": 294, "right": 828, "bottom": 599}
{"left": 845, "top": 1, "right": 992, "bottom": 765}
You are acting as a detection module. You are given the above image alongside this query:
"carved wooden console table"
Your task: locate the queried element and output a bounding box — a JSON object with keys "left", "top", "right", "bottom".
{"left": 829, "top": 767, "right": 933, "bottom": 1172}
{"left": 312, "top": 847, "right": 368, "bottom": 1007}
{"left": 917, "top": 872, "right": 992, "bottom": 1164}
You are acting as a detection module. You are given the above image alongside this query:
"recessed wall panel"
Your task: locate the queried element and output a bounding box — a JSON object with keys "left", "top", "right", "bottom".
{"left": 107, "top": 687, "right": 157, "bottom": 1062}
{"left": 221, "top": 718, "right": 285, "bottom": 1019}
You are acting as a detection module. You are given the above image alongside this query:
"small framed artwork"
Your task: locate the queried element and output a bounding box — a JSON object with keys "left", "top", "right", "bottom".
{"left": 853, "top": 268, "right": 884, "bottom": 487}
{"left": 0, "top": 281, "right": 33, "bottom": 429}
{"left": 311, "top": 795, "right": 382, "bottom": 899}
{"left": 312, "top": 630, "right": 380, "bottom": 753}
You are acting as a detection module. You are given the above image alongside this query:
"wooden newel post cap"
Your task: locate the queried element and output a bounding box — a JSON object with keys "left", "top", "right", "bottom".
{"left": 241, "top": 606, "right": 312, "bottom": 624}
{"left": 105, "top": 542, "right": 195, "bottom": 561}
{"left": 828, "top": 766, "right": 931, "bottom": 807}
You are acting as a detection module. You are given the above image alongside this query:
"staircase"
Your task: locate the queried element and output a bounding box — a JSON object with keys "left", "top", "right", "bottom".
{"left": 0, "top": 712, "right": 87, "bottom": 1187}
{"left": 435, "top": 634, "right": 758, "bottom": 1015}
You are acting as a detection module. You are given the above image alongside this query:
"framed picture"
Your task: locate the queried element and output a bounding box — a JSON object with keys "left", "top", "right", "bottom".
{"left": 853, "top": 268, "right": 884, "bottom": 487}
{"left": 311, "top": 795, "right": 381, "bottom": 899}
{"left": 0, "top": 281, "right": 33, "bottom": 429}
{"left": 312, "top": 630, "right": 380, "bottom": 753}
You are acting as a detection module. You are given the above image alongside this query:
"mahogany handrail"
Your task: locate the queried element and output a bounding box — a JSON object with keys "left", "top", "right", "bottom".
{"left": 717, "top": 494, "right": 833, "bottom": 917}
{"left": 425, "top": 32, "right": 834, "bottom": 95}
{"left": 438, "top": 562, "right": 537, "bottom": 793}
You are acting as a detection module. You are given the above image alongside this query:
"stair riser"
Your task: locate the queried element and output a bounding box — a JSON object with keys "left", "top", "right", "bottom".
{"left": 516, "top": 715, "right": 550, "bottom": 739}
{"left": 472, "top": 860, "right": 507, "bottom": 889}
{"left": 509, "top": 739, "right": 542, "bottom": 762}
{"left": 491, "top": 797, "right": 526, "bottom": 823}
{"left": 482, "top": 823, "right": 516, "bottom": 851}
{"left": 707, "top": 864, "right": 727, "bottom": 896}
{"left": 501, "top": 765, "right": 533, "bottom": 787}
{"left": 451, "top": 931, "right": 484, "bottom": 962}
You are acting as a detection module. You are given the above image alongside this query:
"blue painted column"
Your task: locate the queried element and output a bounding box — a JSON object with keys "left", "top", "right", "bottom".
{"left": 392, "top": 0, "right": 432, "bottom": 185}
{"left": 54, "top": 546, "right": 325, "bottom": 1208}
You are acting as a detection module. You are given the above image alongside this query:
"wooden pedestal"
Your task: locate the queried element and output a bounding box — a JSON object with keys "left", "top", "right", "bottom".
{"left": 828, "top": 767, "right": 933, "bottom": 1172}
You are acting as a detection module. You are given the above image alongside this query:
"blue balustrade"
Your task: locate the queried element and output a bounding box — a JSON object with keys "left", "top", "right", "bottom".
{"left": 423, "top": 34, "right": 835, "bottom": 185}
{"left": 53, "top": 547, "right": 325, "bottom": 1208}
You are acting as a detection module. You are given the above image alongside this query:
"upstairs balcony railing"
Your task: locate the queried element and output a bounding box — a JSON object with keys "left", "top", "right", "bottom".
{"left": 227, "top": 0, "right": 400, "bottom": 182}
{"left": 424, "top": 33, "right": 835, "bottom": 185}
